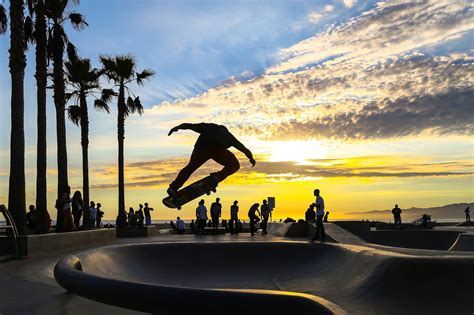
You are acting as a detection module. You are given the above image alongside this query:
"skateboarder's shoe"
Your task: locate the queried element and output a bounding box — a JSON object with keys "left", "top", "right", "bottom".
{"left": 167, "top": 187, "right": 178, "bottom": 197}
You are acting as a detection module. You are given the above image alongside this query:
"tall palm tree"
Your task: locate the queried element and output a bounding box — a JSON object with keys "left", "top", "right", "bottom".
{"left": 25, "top": 0, "right": 50, "bottom": 234}
{"left": 65, "top": 55, "right": 109, "bottom": 228}
{"left": 99, "top": 55, "right": 154, "bottom": 227}
{"left": 0, "top": 5, "right": 7, "bottom": 34}
{"left": 45, "top": 0, "right": 87, "bottom": 231}
{"left": 8, "top": 0, "right": 27, "bottom": 235}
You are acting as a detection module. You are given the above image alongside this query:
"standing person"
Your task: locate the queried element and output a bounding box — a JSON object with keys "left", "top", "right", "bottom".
{"left": 71, "top": 191, "right": 83, "bottom": 229}
{"left": 137, "top": 205, "right": 145, "bottom": 227}
{"left": 176, "top": 217, "right": 186, "bottom": 234}
{"left": 196, "top": 199, "right": 208, "bottom": 235}
{"left": 229, "top": 200, "right": 239, "bottom": 234}
{"left": 26, "top": 205, "right": 38, "bottom": 230}
{"left": 465, "top": 206, "right": 471, "bottom": 222}
{"left": 210, "top": 198, "right": 222, "bottom": 230}
{"left": 392, "top": 204, "right": 402, "bottom": 227}
{"left": 311, "top": 189, "right": 326, "bottom": 244}
{"left": 305, "top": 204, "right": 316, "bottom": 224}
{"left": 248, "top": 203, "right": 260, "bottom": 236}
{"left": 260, "top": 199, "right": 270, "bottom": 235}
{"left": 166, "top": 123, "right": 256, "bottom": 197}
{"left": 62, "top": 185, "right": 75, "bottom": 232}
{"left": 144, "top": 202, "right": 154, "bottom": 226}
{"left": 96, "top": 203, "right": 104, "bottom": 228}
{"left": 89, "top": 201, "right": 97, "bottom": 228}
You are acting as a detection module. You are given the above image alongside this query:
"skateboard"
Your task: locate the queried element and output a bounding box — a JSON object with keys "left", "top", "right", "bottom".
{"left": 162, "top": 175, "right": 219, "bottom": 210}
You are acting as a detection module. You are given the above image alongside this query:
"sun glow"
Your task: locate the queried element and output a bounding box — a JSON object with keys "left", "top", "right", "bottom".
{"left": 266, "top": 140, "right": 327, "bottom": 163}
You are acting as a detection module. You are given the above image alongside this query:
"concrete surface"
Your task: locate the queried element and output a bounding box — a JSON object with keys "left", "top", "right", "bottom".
{"left": 116, "top": 226, "right": 158, "bottom": 238}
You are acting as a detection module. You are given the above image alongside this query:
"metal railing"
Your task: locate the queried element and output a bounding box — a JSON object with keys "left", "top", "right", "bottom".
{"left": 0, "top": 204, "right": 20, "bottom": 259}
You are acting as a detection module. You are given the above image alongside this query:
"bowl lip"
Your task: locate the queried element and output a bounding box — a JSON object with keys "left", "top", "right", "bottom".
{"left": 54, "top": 241, "right": 348, "bottom": 315}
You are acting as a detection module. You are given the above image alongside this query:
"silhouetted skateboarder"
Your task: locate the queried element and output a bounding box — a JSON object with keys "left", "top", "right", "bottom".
{"left": 167, "top": 123, "right": 256, "bottom": 196}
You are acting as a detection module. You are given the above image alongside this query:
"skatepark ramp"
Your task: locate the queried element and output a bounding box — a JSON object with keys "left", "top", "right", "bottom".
{"left": 449, "top": 233, "right": 474, "bottom": 251}
{"left": 318, "top": 223, "right": 366, "bottom": 245}
{"left": 55, "top": 241, "right": 474, "bottom": 315}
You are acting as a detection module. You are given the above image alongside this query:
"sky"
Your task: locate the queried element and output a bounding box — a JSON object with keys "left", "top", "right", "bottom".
{"left": 0, "top": 0, "right": 473, "bottom": 221}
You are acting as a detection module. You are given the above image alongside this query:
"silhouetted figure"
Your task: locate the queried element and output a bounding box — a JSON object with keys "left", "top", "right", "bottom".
{"left": 144, "top": 202, "right": 154, "bottom": 225}
{"left": 176, "top": 217, "right": 185, "bottom": 234}
{"left": 229, "top": 200, "right": 239, "bottom": 234}
{"left": 96, "top": 203, "right": 104, "bottom": 228}
{"left": 392, "top": 204, "right": 402, "bottom": 227}
{"left": 196, "top": 199, "right": 208, "bottom": 235}
{"left": 89, "top": 201, "right": 97, "bottom": 228}
{"left": 26, "top": 205, "right": 38, "bottom": 230}
{"left": 127, "top": 207, "right": 135, "bottom": 226}
{"left": 260, "top": 199, "right": 270, "bottom": 235}
{"left": 248, "top": 203, "right": 260, "bottom": 235}
{"left": 166, "top": 123, "right": 255, "bottom": 196}
{"left": 237, "top": 220, "right": 243, "bottom": 233}
{"left": 323, "top": 211, "right": 330, "bottom": 223}
{"left": 137, "top": 205, "right": 145, "bottom": 227}
{"left": 72, "top": 191, "right": 83, "bottom": 228}
{"left": 465, "top": 207, "right": 471, "bottom": 222}
{"left": 305, "top": 204, "right": 316, "bottom": 223}
{"left": 62, "top": 185, "right": 75, "bottom": 232}
{"left": 210, "top": 198, "right": 222, "bottom": 230}
{"left": 190, "top": 219, "right": 196, "bottom": 234}
{"left": 170, "top": 220, "right": 177, "bottom": 230}
{"left": 311, "top": 189, "right": 326, "bottom": 244}
{"left": 421, "top": 214, "right": 430, "bottom": 228}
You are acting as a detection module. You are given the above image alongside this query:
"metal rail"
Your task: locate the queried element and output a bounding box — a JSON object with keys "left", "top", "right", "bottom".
{"left": 0, "top": 204, "right": 20, "bottom": 259}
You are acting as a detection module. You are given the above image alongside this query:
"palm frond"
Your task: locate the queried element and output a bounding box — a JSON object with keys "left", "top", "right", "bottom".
{"left": 68, "top": 12, "right": 87, "bottom": 30}
{"left": 66, "top": 42, "right": 78, "bottom": 62}
{"left": 127, "top": 96, "right": 144, "bottom": 116}
{"left": 136, "top": 68, "right": 155, "bottom": 86}
{"left": 67, "top": 105, "right": 82, "bottom": 125}
{"left": 115, "top": 54, "right": 136, "bottom": 80}
{"left": 94, "top": 99, "right": 110, "bottom": 113}
{"left": 0, "top": 5, "right": 7, "bottom": 35}
{"left": 100, "top": 88, "right": 116, "bottom": 103}
{"left": 27, "top": 0, "right": 35, "bottom": 16}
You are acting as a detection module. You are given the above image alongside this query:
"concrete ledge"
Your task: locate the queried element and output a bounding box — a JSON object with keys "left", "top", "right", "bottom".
{"left": 116, "top": 225, "right": 158, "bottom": 238}
{"left": 19, "top": 228, "right": 116, "bottom": 257}
{"left": 204, "top": 227, "right": 226, "bottom": 235}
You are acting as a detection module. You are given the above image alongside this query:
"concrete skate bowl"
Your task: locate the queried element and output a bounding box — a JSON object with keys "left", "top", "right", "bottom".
{"left": 54, "top": 242, "right": 474, "bottom": 315}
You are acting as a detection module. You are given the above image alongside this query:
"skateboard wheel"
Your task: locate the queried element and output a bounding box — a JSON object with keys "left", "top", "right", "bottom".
{"left": 177, "top": 206, "right": 181, "bottom": 210}
{"left": 206, "top": 191, "right": 210, "bottom": 195}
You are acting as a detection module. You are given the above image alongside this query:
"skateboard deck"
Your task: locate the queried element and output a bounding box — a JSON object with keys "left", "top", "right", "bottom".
{"left": 162, "top": 175, "right": 219, "bottom": 210}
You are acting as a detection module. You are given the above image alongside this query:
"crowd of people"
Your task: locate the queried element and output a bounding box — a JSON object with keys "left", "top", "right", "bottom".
{"left": 126, "top": 203, "right": 155, "bottom": 227}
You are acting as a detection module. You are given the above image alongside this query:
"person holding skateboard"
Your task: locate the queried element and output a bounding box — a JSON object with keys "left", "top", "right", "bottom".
{"left": 167, "top": 123, "right": 256, "bottom": 197}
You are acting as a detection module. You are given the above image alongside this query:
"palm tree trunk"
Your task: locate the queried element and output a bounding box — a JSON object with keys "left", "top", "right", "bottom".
{"left": 34, "top": 0, "right": 49, "bottom": 234}
{"left": 8, "top": 0, "right": 26, "bottom": 235}
{"left": 116, "top": 82, "right": 126, "bottom": 226}
{"left": 79, "top": 90, "right": 90, "bottom": 228}
{"left": 53, "top": 22, "right": 68, "bottom": 232}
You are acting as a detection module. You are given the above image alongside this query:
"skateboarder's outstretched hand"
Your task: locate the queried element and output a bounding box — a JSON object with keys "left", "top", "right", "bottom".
{"left": 249, "top": 157, "right": 256, "bottom": 167}
{"left": 168, "top": 126, "right": 179, "bottom": 136}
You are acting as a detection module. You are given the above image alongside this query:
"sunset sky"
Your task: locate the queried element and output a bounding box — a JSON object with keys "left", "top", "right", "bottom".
{"left": 0, "top": 0, "right": 473, "bottom": 221}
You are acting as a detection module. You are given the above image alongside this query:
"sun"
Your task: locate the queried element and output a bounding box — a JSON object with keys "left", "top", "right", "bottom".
{"left": 267, "top": 140, "right": 327, "bottom": 163}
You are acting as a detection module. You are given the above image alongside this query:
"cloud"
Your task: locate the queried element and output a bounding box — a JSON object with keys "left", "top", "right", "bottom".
{"left": 308, "top": 12, "right": 323, "bottom": 24}
{"left": 145, "top": 0, "right": 474, "bottom": 142}
{"left": 90, "top": 155, "right": 473, "bottom": 189}
{"left": 342, "top": 0, "right": 356, "bottom": 8}
{"left": 324, "top": 5, "right": 335, "bottom": 13}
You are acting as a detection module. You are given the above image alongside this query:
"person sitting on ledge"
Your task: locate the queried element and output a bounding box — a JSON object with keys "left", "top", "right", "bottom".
{"left": 305, "top": 204, "right": 316, "bottom": 224}
{"left": 323, "top": 211, "right": 330, "bottom": 223}
{"left": 26, "top": 204, "right": 38, "bottom": 231}
{"left": 176, "top": 217, "right": 185, "bottom": 234}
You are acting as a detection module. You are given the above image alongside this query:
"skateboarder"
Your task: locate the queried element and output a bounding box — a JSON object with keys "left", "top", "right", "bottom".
{"left": 465, "top": 207, "right": 471, "bottom": 222}
{"left": 248, "top": 203, "right": 260, "bottom": 236}
{"left": 392, "top": 204, "right": 402, "bottom": 227}
{"left": 229, "top": 200, "right": 239, "bottom": 234}
{"left": 167, "top": 123, "right": 256, "bottom": 196}
{"left": 260, "top": 199, "right": 270, "bottom": 235}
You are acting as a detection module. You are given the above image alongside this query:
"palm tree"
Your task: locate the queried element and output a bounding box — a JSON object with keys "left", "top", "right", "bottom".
{"left": 65, "top": 55, "right": 109, "bottom": 228}
{"left": 8, "top": 0, "right": 27, "bottom": 235}
{"left": 45, "top": 0, "right": 87, "bottom": 231}
{"left": 99, "top": 55, "right": 154, "bottom": 227}
{"left": 0, "top": 5, "right": 7, "bottom": 34}
{"left": 25, "top": 0, "right": 49, "bottom": 234}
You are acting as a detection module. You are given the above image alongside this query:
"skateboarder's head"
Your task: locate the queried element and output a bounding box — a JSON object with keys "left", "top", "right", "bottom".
{"left": 216, "top": 198, "right": 220, "bottom": 202}
{"left": 199, "top": 199, "right": 205, "bottom": 205}
{"left": 233, "top": 200, "right": 238, "bottom": 205}
{"left": 262, "top": 199, "right": 267, "bottom": 204}
{"left": 395, "top": 204, "right": 398, "bottom": 207}
{"left": 139, "top": 204, "right": 143, "bottom": 208}
{"left": 314, "top": 189, "right": 320, "bottom": 196}
{"left": 145, "top": 202, "right": 148, "bottom": 206}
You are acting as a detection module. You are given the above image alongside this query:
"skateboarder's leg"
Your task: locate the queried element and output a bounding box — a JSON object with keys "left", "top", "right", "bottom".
{"left": 169, "top": 149, "right": 210, "bottom": 191}
{"left": 211, "top": 149, "right": 240, "bottom": 182}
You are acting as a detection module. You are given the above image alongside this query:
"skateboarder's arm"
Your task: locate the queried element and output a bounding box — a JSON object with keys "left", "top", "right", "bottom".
{"left": 168, "top": 123, "right": 204, "bottom": 136}
{"left": 230, "top": 136, "right": 256, "bottom": 167}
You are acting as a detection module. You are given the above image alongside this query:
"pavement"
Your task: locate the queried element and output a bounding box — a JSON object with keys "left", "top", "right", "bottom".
{"left": 1, "top": 233, "right": 474, "bottom": 315}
